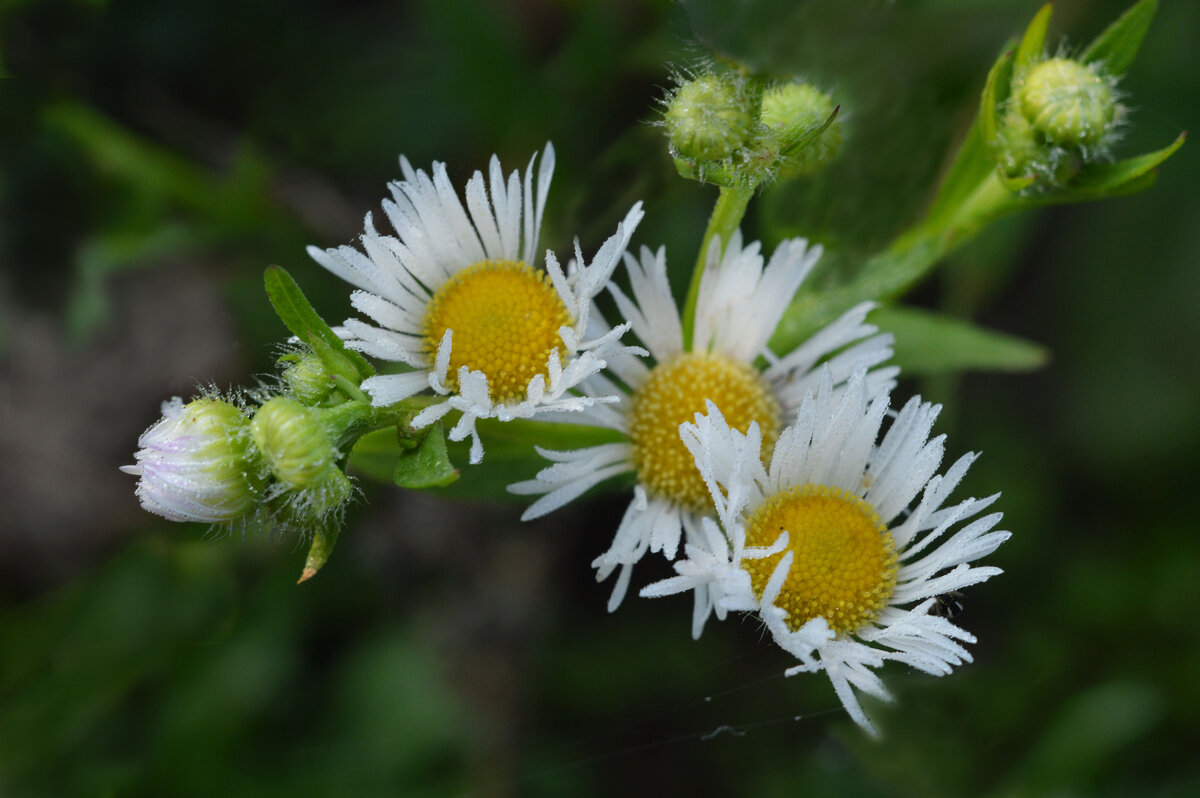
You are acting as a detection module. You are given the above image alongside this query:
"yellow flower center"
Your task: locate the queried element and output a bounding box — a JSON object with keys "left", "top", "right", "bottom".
{"left": 423, "top": 259, "right": 573, "bottom": 403}
{"left": 743, "top": 485, "right": 898, "bottom": 635}
{"left": 628, "top": 351, "right": 781, "bottom": 512}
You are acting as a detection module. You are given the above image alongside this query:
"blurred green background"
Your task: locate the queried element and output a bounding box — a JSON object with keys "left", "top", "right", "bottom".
{"left": 1, "top": 0, "right": 1198, "bottom": 795}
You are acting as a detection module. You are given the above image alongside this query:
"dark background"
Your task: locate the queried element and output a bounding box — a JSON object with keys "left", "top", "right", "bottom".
{"left": 1, "top": 0, "right": 1198, "bottom": 795}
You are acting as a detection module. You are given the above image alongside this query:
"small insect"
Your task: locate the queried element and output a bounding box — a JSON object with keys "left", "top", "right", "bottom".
{"left": 930, "top": 591, "right": 965, "bottom": 619}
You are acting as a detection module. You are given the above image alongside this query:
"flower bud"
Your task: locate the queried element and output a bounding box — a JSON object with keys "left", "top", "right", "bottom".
{"left": 122, "top": 397, "right": 263, "bottom": 523}
{"left": 664, "top": 74, "right": 757, "bottom": 162}
{"left": 250, "top": 396, "right": 337, "bottom": 490}
{"left": 999, "top": 107, "right": 1083, "bottom": 185}
{"left": 284, "top": 468, "right": 354, "bottom": 530}
{"left": 281, "top": 352, "right": 334, "bottom": 405}
{"left": 760, "top": 82, "right": 842, "bottom": 177}
{"left": 1016, "top": 57, "right": 1117, "bottom": 150}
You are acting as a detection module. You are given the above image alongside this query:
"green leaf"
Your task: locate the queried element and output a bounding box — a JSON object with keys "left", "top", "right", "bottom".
{"left": 1081, "top": 0, "right": 1158, "bottom": 76}
{"left": 1000, "top": 681, "right": 1163, "bottom": 795}
{"left": 393, "top": 423, "right": 459, "bottom": 490}
{"left": 306, "top": 334, "right": 362, "bottom": 386}
{"left": 297, "top": 526, "right": 339, "bottom": 583}
{"left": 1069, "top": 132, "right": 1185, "bottom": 190}
{"left": 1020, "top": 132, "right": 1185, "bottom": 208}
{"left": 442, "top": 418, "right": 628, "bottom": 502}
{"left": 66, "top": 223, "right": 208, "bottom": 343}
{"left": 874, "top": 306, "right": 1049, "bottom": 376}
{"left": 347, "top": 428, "right": 408, "bottom": 484}
{"left": 1014, "top": 4, "right": 1054, "bottom": 77}
{"left": 263, "top": 265, "right": 374, "bottom": 381}
{"left": 925, "top": 120, "right": 995, "bottom": 230}
{"left": 979, "top": 44, "right": 1014, "bottom": 150}
{"left": 779, "top": 104, "right": 840, "bottom": 158}
{"left": 770, "top": 232, "right": 952, "bottom": 355}
{"left": 44, "top": 101, "right": 299, "bottom": 236}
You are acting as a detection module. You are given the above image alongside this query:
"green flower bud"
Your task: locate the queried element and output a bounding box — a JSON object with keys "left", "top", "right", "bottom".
{"left": 760, "top": 82, "right": 842, "bottom": 177}
{"left": 122, "top": 397, "right": 263, "bottom": 523}
{"left": 1000, "top": 107, "right": 1083, "bottom": 185}
{"left": 284, "top": 468, "right": 354, "bottom": 530}
{"left": 251, "top": 396, "right": 337, "bottom": 490}
{"left": 1017, "top": 57, "right": 1117, "bottom": 150}
{"left": 281, "top": 352, "right": 334, "bottom": 405}
{"left": 996, "top": 108, "right": 1039, "bottom": 178}
{"left": 664, "top": 74, "right": 757, "bottom": 162}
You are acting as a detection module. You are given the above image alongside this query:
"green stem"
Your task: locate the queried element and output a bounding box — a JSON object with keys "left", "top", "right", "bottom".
{"left": 768, "top": 171, "right": 1018, "bottom": 354}
{"left": 681, "top": 184, "right": 754, "bottom": 351}
{"left": 332, "top": 374, "right": 370, "bottom": 404}
{"left": 907, "top": 169, "right": 1015, "bottom": 253}
{"left": 319, "top": 395, "right": 440, "bottom": 452}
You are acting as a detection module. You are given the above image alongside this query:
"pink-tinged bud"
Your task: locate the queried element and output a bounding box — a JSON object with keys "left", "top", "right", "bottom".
{"left": 122, "top": 397, "right": 263, "bottom": 523}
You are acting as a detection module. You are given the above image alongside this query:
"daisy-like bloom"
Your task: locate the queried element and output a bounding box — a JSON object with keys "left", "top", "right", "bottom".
{"left": 122, "top": 396, "right": 264, "bottom": 524}
{"left": 642, "top": 368, "right": 1010, "bottom": 734}
{"left": 307, "top": 144, "right": 644, "bottom": 463}
{"left": 510, "top": 232, "right": 897, "bottom": 608}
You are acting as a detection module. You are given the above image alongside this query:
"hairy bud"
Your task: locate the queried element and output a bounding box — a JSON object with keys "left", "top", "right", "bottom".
{"left": 281, "top": 352, "right": 335, "bottom": 405}
{"left": 251, "top": 396, "right": 337, "bottom": 490}
{"left": 997, "top": 55, "right": 1124, "bottom": 186}
{"left": 122, "top": 397, "right": 263, "bottom": 524}
{"left": 664, "top": 74, "right": 757, "bottom": 162}
{"left": 1017, "top": 57, "right": 1118, "bottom": 150}
{"left": 761, "top": 82, "right": 842, "bottom": 177}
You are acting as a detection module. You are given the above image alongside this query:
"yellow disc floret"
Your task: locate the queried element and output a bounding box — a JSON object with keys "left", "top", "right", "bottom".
{"left": 628, "top": 351, "right": 781, "bottom": 512}
{"left": 743, "top": 485, "right": 898, "bottom": 635}
{"left": 423, "top": 259, "right": 573, "bottom": 403}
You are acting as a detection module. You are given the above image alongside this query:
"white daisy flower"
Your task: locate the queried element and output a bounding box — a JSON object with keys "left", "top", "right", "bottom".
{"left": 307, "top": 144, "right": 645, "bottom": 463}
{"left": 509, "top": 232, "right": 898, "bottom": 609}
{"left": 643, "top": 367, "right": 1010, "bottom": 735}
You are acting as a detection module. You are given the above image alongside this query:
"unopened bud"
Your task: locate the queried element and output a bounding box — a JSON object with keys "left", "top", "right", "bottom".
{"left": 251, "top": 396, "right": 336, "bottom": 490}
{"left": 285, "top": 468, "right": 354, "bottom": 529}
{"left": 1017, "top": 57, "right": 1117, "bottom": 150}
{"left": 761, "top": 82, "right": 842, "bottom": 177}
{"left": 122, "top": 397, "right": 263, "bottom": 523}
{"left": 282, "top": 352, "right": 334, "bottom": 405}
{"left": 664, "top": 74, "right": 757, "bottom": 162}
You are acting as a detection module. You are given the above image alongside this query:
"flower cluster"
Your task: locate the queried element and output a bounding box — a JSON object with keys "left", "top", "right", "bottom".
{"left": 662, "top": 67, "right": 842, "bottom": 188}
{"left": 125, "top": 1, "right": 1183, "bottom": 735}
{"left": 124, "top": 389, "right": 362, "bottom": 544}
{"left": 124, "top": 141, "right": 1010, "bottom": 733}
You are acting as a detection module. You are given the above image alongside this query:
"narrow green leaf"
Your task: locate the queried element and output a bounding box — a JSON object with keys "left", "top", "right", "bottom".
{"left": 44, "top": 101, "right": 301, "bottom": 237}
{"left": 1081, "top": 0, "right": 1158, "bottom": 76}
{"left": 979, "top": 45, "right": 1014, "bottom": 149}
{"left": 1019, "top": 132, "right": 1184, "bottom": 208}
{"left": 439, "top": 422, "right": 630, "bottom": 503}
{"left": 1014, "top": 4, "right": 1054, "bottom": 76}
{"left": 924, "top": 120, "right": 994, "bottom": 229}
{"left": 780, "top": 104, "right": 840, "bottom": 157}
{"left": 874, "top": 306, "right": 1049, "bottom": 376}
{"left": 263, "top": 265, "right": 374, "bottom": 380}
{"left": 769, "top": 231, "right": 954, "bottom": 355}
{"left": 297, "top": 526, "right": 339, "bottom": 583}
{"left": 1071, "top": 132, "right": 1185, "bottom": 190}
{"left": 1000, "top": 681, "right": 1163, "bottom": 794}
{"left": 263, "top": 265, "right": 337, "bottom": 345}
{"left": 998, "top": 172, "right": 1036, "bottom": 193}
{"left": 307, "top": 334, "right": 363, "bottom": 385}
{"left": 67, "top": 224, "right": 207, "bottom": 342}
{"left": 393, "top": 423, "right": 459, "bottom": 490}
